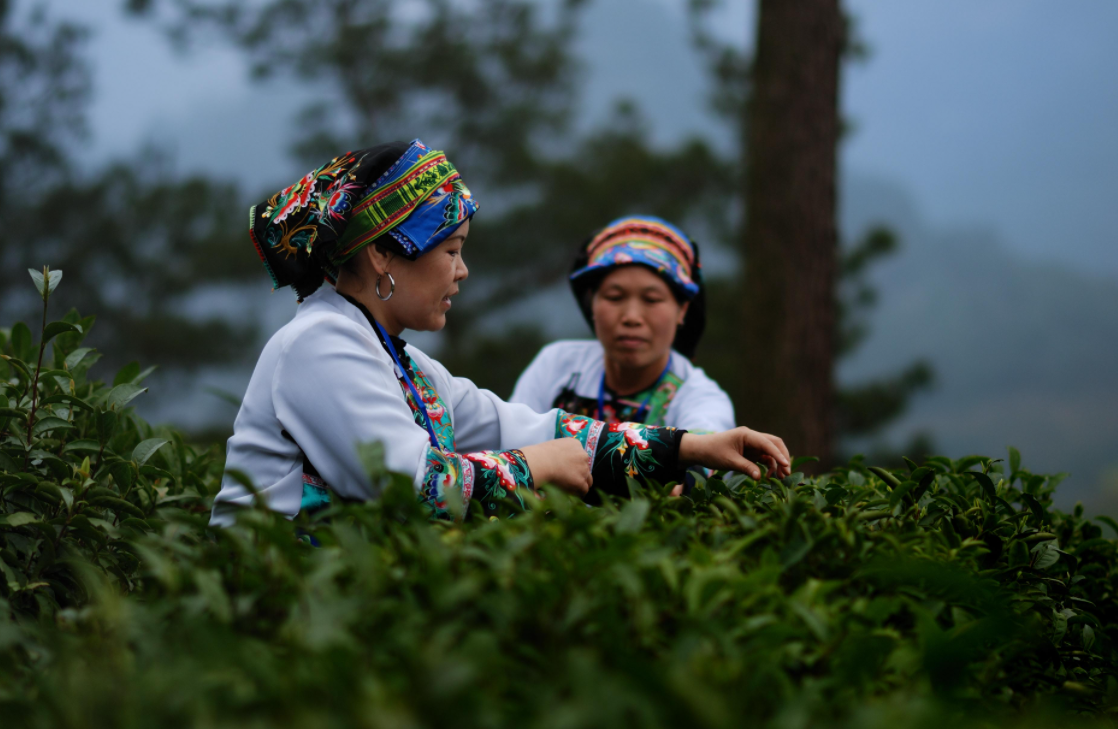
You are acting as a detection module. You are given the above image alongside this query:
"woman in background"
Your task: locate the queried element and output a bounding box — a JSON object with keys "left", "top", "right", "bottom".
{"left": 512, "top": 216, "right": 735, "bottom": 436}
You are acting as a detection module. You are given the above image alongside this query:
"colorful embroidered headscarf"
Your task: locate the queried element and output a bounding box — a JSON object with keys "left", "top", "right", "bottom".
{"left": 569, "top": 216, "right": 700, "bottom": 300}
{"left": 250, "top": 139, "right": 478, "bottom": 300}
{"left": 569, "top": 216, "right": 707, "bottom": 360}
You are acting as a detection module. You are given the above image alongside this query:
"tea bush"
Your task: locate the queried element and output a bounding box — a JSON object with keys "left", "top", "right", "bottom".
{"left": 1, "top": 269, "right": 1116, "bottom": 728}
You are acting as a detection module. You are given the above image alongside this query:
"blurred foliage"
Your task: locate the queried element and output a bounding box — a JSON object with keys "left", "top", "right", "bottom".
{"left": 17, "top": 0, "right": 925, "bottom": 452}
{"left": 2, "top": 275, "right": 1118, "bottom": 727}
{"left": 130, "top": 0, "right": 588, "bottom": 183}
{"left": 0, "top": 0, "right": 88, "bottom": 189}
{"left": 129, "top": 0, "right": 736, "bottom": 369}
{"left": 0, "top": 3, "right": 253, "bottom": 374}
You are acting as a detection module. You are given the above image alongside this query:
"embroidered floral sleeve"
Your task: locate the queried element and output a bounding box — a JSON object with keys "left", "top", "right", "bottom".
{"left": 297, "top": 344, "right": 547, "bottom": 520}
{"left": 420, "top": 446, "right": 537, "bottom": 519}
{"left": 555, "top": 412, "right": 685, "bottom": 499}
{"left": 300, "top": 445, "right": 537, "bottom": 520}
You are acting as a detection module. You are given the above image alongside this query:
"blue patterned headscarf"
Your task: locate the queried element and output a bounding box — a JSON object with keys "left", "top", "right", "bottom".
{"left": 569, "top": 216, "right": 700, "bottom": 300}
{"left": 250, "top": 139, "right": 478, "bottom": 300}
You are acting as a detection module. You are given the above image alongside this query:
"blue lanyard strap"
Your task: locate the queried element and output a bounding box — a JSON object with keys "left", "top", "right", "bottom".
{"left": 372, "top": 319, "right": 441, "bottom": 449}
{"left": 597, "top": 356, "right": 672, "bottom": 423}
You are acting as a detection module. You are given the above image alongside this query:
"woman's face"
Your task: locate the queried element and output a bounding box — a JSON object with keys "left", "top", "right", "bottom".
{"left": 591, "top": 265, "right": 688, "bottom": 370}
{"left": 385, "top": 220, "right": 470, "bottom": 332}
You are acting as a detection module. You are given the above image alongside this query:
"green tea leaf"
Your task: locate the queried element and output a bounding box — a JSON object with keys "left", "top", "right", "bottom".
{"left": 106, "top": 382, "right": 147, "bottom": 410}
{"left": 32, "top": 416, "right": 74, "bottom": 435}
{"left": 63, "top": 439, "right": 101, "bottom": 454}
{"left": 1082, "top": 624, "right": 1095, "bottom": 650}
{"left": 910, "top": 469, "right": 937, "bottom": 504}
{"left": 134, "top": 365, "right": 157, "bottom": 385}
{"left": 1095, "top": 515, "right": 1118, "bottom": 537}
{"left": 113, "top": 361, "right": 142, "bottom": 386}
{"left": 64, "top": 347, "right": 94, "bottom": 371}
{"left": 10, "top": 322, "right": 33, "bottom": 362}
{"left": 88, "top": 495, "right": 145, "bottom": 519}
{"left": 27, "top": 268, "right": 46, "bottom": 296}
{"left": 0, "top": 512, "right": 38, "bottom": 527}
{"left": 868, "top": 466, "right": 902, "bottom": 489}
{"left": 968, "top": 472, "right": 998, "bottom": 503}
{"left": 791, "top": 455, "right": 819, "bottom": 471}
{"left": 0, "top": 407, "right": 27, "bottom": 421}
{"left": 954, "top": 455, "right": 987, "bottom": 473}
{"left": 1032, "top": 541, "right": 1060, "bottom": 570}
{"left": 41, "top": 394, "right": 94, "bottom": 412}
{"left": 38, "top": 368, "right": 73, "bottom": 383}
{"left": 615, "top": 498, "right": 650, "bottom": 534}
{"left": 781, "top": 537, "right": 813, "bottom": 568}
{"left": 1052, "top": 609, "right": 1070, "bottom": 643}
{"left": 47, "top": 269, "right": 63, "bottom": 294}
{"left": 96, "top": 409, "right": 118, "bottom": 442}
{"left": 889, "top": 480, "right": 915, "bottom": 509}
{"left": 132, "top": 438, "right": 169, "bottom": 466}
{"left": 42, "top": 321, "right": 80, "bottom": 344}
{"left": 140, "top": 465, "right": 175, "bottom": 481}
{"left": 1021, "top": 493, "right": 1048, "bottom": 525}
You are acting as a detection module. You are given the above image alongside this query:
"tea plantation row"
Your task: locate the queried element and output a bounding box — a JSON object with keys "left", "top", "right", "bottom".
{"left": 1, "top": 272, "right": 1116, "bottom": 728}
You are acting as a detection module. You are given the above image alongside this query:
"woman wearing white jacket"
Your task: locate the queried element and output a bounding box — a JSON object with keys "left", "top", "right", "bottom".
{"left": 512, "top": 217, "right": 734, "bottom": 434}
{"left": 211, "top": 142, "right": 789, "bottom": 526}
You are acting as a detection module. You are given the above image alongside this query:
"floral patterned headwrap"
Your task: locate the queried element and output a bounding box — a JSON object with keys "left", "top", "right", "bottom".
{"left": 569, "top": 216, "right": 707, "bottom": 360}
{"left": 569, "top": 216, "right": 700, "bottom": 299}
{"left": 250, "top": 139, "right": 478, "bottom": 300}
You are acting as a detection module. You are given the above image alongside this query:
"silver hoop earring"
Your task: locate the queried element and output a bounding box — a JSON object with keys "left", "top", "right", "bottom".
{"left": 375, "top": 273, "right": 395, "bottom": 301}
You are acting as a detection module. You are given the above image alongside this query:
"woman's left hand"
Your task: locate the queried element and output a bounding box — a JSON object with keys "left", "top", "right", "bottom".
{"left": 678, "top": 427, "right": 792, "bottom": 480}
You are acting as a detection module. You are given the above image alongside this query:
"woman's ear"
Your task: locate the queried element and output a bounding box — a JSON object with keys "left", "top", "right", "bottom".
{"left": 365, "top": 244, "right": 395, "bottom": 277}
{"left": 677, "top": 301, "right": 690, "bottom": 326}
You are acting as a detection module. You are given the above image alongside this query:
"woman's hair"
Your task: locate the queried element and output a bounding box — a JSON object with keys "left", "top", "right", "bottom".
{"left": 292, "top": 237, "right": 401, "bottom": 301}
{"left": 290, "top": 245, "right": 339, "bottom": 302}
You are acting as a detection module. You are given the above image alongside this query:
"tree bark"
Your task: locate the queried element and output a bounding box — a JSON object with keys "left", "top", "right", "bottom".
{"left": 739, "top": 0, "right": 843, "bottom": 464}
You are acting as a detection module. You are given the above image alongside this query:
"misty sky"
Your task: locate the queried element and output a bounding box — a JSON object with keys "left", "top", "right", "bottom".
{"left": 54, "top": 0, "right": 1118, "bottom": 281}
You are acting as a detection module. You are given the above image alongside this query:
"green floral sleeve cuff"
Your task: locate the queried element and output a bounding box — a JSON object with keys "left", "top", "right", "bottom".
{"left": 554, "top": 412, "right": 685, "bottom": 499}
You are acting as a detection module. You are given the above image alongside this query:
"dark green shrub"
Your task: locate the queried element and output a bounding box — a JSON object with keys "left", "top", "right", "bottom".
{"left": 1, "top": 269, "right": 1115, "bottom": 728}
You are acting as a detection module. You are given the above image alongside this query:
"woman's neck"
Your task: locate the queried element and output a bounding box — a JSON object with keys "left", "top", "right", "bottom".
{"left": 604, "top": 351, "right": 671, "bottom": 397}
{"left": 334, "top": 275, "right": 404, "bottom": 336}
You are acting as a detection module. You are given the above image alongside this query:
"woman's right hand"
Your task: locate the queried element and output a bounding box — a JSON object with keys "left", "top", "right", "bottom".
{"left": 678, "top": 427, "right": 791, "bottom": 480}
{"left": 520, "top": 439, "right": 592, "bottom": 496}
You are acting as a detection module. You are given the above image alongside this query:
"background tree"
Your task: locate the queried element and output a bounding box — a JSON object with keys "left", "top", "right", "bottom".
{"left": 736, "top": 0, "right": 844, "bottom": 464}
{"left": 689, "top": 1, "right": 932, "bottom": 463}
{"left": 114, "top": 0, "right": 930, "bottom": 456}
{"left": 0, "top": 1, "right": 252, "bottom": 376}
{"left": 131, "top": 0, "right": 734, "bottom": 375}
{"left": 3, "top": 0, "right": 600, "bottom": 382}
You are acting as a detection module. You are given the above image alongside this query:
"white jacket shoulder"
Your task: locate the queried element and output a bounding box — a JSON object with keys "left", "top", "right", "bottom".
{"left": 511, "top": 339, "right": 601, "bottom": 411}
{"left": 669, "top": 361, "right": 736, "bottom": 432}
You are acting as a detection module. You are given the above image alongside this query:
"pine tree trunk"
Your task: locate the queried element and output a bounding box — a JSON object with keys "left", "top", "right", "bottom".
{"left": 739, "top": 0, "right": 843, "bottom": 464}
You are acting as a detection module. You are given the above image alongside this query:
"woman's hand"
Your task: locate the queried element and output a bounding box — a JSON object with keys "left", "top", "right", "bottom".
{"left": 678, "top": 427, "right": 791, "bottom": 480}
{"left": 520, "top": 439, "right": 593, "bottom": 496}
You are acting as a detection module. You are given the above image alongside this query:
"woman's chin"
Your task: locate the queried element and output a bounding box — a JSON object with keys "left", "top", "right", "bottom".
{"left": 401, "top": 314, "right": 447, "bottom": 333}
{"left": 605, "top": 348, "right": 648, "bottom": 369}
